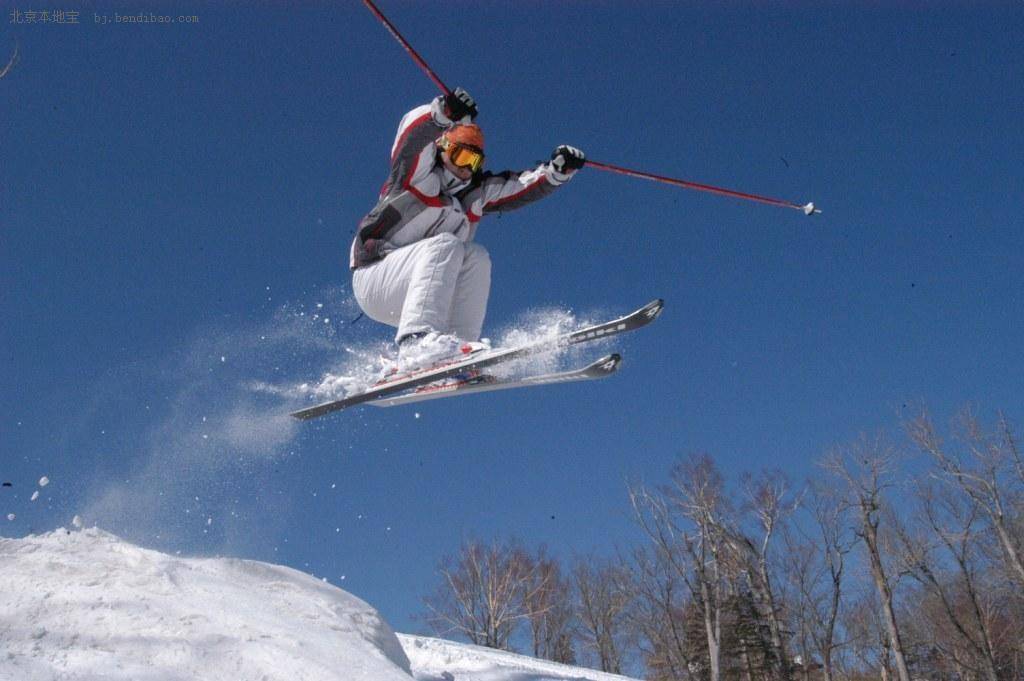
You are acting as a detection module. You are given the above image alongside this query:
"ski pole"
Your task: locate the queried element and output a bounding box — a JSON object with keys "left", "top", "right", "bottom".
{"left": 361, "top": 0, "right": 450, "bottom": 95}
{"left": 585, "top": 159, "right": 820, "bottom": 215}
{"left": 0, "top": 43, "right": 18, "bottom": 80}
{"left": 362, "top": 0, "right": 819, "bottom": 216}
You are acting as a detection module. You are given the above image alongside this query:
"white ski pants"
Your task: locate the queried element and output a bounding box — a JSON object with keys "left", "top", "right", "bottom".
{"left": 352, "top": 232, "right": 491, "bottom": 342}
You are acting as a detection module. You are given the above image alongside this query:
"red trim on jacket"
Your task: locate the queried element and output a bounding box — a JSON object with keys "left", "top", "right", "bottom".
{"left": 403, "top": 151, "right": 445, "bottom": 208}
{"left": 484, "top": 176, "right": 549, "bottom": 211}
{"left": 392, "top": 112, "right": 444, "bottom": 208}
{"left": 391, "top": 112, "right": 432, "bottom": 163}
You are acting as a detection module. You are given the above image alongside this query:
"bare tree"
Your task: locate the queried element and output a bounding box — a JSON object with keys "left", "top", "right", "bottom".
{"left": 631, "top": 454, "right": 730, "bottom": 681}
{"left": 908, "top": 408, "right": 1024, "bottom": 589}
{"left": 824, "top": 437, "right": 912, "bottom": 681}
{"left": 730, "top": 469, "right": 798, "bottom": 681}
{"left": 572, "top": 555, "right": 632, "bottom": 674}
{"left": 782, "top": 481, "right": 854, "bottom": 681}
{"left": 522, "top": 546, "right": 575, "bottom": 664}
{"left": 780, "top": 531, "right": 818, "bottom": 681}
{"left": 425, "top": 537, "right": 545, "bottom": 650}
{"left": 894, "top": 479, "right": 1002, "bottom": 681}
{"left": 624, "top": 545, "right": 700, "bottom": 680}
{"left": 842, "top": 588, "right": 898, "bottom": 681}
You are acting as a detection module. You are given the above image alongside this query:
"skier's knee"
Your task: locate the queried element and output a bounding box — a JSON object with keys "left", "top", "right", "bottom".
{"left": 430, "top": 232, "right": 463, "bottom": 252}
{"left": 464, "top": 242, "right": 491, "bottom": 272}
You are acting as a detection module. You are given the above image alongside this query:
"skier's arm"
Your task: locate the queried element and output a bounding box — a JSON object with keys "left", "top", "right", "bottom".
{"left": 384, "top": 89, "right": 478, "bottom": 194}
{"left": 352, "top": 92, "right": 478, "bottom": 268}
{"left": 472, "top": 145, "right": 585, "bottom": 218}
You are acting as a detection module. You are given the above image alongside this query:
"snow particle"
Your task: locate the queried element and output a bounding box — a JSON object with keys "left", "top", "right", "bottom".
{"left": 30, "top": 491, "right": 39, "bottom": 502}
{"left": 6, "top": 513, "right": 14, "bottom": 521}
{"left": 38, "top": 476, "right": 50, "bottom": 487}
{"left": 72, "top": 515, "right": 83, "bottom": 528}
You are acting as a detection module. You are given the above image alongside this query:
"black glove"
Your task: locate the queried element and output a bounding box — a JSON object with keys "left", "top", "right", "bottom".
{"left": 444, "top": 87, "right": 478, "bottom": 122}
{"left": 550, "top": 145, "right": 586, "bottom": 174}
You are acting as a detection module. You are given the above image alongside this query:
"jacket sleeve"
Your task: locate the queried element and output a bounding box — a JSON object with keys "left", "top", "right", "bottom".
{"left": 352, "top": 98, "right": 454, "bottom": 268}
{"left": 466, "top": 163, "right": 577, "bottom": 221}
{"left": 381, "top": 96, "right": 456, "bottom": 198}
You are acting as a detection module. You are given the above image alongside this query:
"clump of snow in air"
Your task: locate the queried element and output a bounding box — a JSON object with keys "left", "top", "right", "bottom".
{"left": 251, "top": 340, "right": 392, "bottom": 402}
{"left": 256, "top": 296, "right": 620, "bottom": 405}
{"left": 78, "top": 288, "right": 365, "bottom": 543}
{"left": 6, "top": 513, "right": 14, "bottom": 521}
{"left": 304, "top": 343, "right": 394, "bottom": 400}
{"left": 30, "top": 491, "right": 39, "bottom": 502}
{"left": 38, "top": 476, "right": 50, "bottom": 487}
{"left": 243, "top": 289, "right": 398, "bottom": 403}
{"left": 486, "top": 304, "right": 609, "bottom": 380}
{"left": 0, "top": 529, "right": 639, "bottom": 681}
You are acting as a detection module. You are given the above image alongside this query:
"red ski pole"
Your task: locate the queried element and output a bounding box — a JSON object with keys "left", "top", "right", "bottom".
{"left": 362, "top": 1, "right": 820, "bottom": 216}
{"left": 362, "top": 0, "right": 451, "bottom": 96}
{"left": 585, "top": 159, "right": 819, "bottom": 215}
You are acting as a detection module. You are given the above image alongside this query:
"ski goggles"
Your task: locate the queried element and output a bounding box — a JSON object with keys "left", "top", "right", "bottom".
{"left": 441, "top": 139, "right": 485, "bottom": 173}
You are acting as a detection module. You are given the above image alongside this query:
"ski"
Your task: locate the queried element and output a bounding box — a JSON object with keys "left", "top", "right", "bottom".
{"left": 290, "top": 298, "right": 663, "bottom": 420}
{"left": 367, "top": 353, "right": 622, "bottom": 408}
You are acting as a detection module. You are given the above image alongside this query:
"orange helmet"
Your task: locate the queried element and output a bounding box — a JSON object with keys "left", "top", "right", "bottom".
{"left": 439, "top": 124, "right": 486, "bottom": 173}
{"left": 444, "top": 124, "right": 484, "bottom": 152}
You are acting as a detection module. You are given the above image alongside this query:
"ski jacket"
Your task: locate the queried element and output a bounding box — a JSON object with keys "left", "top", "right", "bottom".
{"left": 350, "top": 96, "right": 575, "bottom": 269}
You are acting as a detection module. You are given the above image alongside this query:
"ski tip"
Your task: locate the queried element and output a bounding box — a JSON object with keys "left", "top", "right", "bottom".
{"left": 641, "top": 299, "right": 665, "bottom": 320}
{"left": 602, "top": 353, "right": 623, "bottom": 373}
{"left": 574, "top": 353, "right": 623, "bottom": 379}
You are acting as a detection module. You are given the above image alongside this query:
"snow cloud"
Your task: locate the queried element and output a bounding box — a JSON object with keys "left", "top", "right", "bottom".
{"left": 77, "top": 286, "right": 384, "bottom": 551}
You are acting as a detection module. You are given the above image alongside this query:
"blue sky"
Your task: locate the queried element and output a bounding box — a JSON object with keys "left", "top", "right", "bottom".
{"left": 3, "top": 2, "right": 1022, "bottom": 636}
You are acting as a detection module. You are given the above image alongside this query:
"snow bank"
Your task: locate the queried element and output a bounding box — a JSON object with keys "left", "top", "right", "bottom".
{"left": 0, "top": 528, "right": 411, "bottom": 681}
{"left": 399, "top": 634, "right": 640, "bottom": 681}
{"left": 0, "top": 529, "right": 639, "bottom": 681}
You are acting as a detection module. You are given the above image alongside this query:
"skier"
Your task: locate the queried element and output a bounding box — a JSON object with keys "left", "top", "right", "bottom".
{"left": 350, "top": 88, "right": 586, "bottom": 371}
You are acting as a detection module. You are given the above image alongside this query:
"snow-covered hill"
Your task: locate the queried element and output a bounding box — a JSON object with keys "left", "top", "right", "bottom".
{"left": 0, "top": 529, "right": 639, "bottom": 681}
{"left": 400, "top": 634, "right": 638, "bottom": 681}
